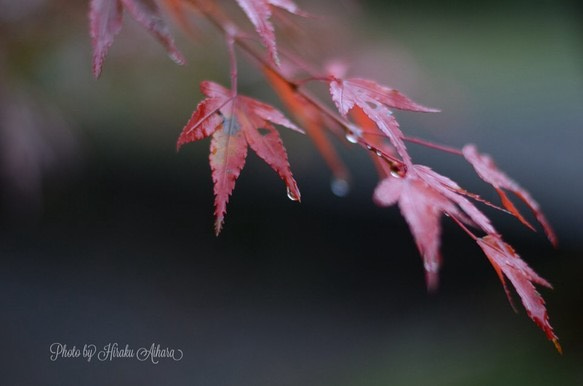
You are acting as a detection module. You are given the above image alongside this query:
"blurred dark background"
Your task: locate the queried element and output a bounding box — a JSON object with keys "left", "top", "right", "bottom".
{"left": 0, "top": 0, "right": 581, "bottom": 385}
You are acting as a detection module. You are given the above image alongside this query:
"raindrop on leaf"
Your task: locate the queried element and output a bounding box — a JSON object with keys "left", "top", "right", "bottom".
{"left": 345, "top": 133, "right": 358, "bottom": 144}
{"left": 287, "top": 186, "right": 300, "bottom": 201}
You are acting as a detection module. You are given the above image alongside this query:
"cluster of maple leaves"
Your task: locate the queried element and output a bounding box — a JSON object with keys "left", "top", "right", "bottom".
{"left": 89, "top": 0, "right": 560, "bottom": 351}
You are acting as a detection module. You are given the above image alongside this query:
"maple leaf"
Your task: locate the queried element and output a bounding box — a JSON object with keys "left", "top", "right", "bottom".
{"left": 463, "top": 144, "right": 557, "bottom": 246}
{"left": 374, "top": 165, "right": 494, "bottom": 290}
{"left": 89, "top": 0, "right": 185, "bottom": 78}
{"left": 177, "top": 81, "right": 303, "bottom": 234}
{"left": 375, "top": 162, "right": 560, "bottom": 349}
{"left": 235, "top": 0, "right": 305, "bottom": 66}
{"left": 374, "top": 171, "right": 455, "bottom": 290}
{"left": 329, "top": 77, "right": 439, "bottom": 164}
{"left": 477, "top": 234, "right": 561, "bottom": 353}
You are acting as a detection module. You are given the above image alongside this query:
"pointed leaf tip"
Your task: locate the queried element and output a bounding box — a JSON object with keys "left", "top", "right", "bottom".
{"left": 121, "top": 0, "right": 185, "bottom": 65}
{"left": 374, "top": 172, "right": 455, "bottom": 291}
{"left": 286, "top": 184, "right": 301, "bottom": 202}
{"left": 236, "top": 0, "right": 279, "bottom": 65}
{"left": 210, "top": 128, "right": 248, "bottom": 238}
{"left": 425, "top": 270, "right": 440, "bottom": 293}
{"left": 477, "top": 235, "right": 559, "bottom": 348}
{"left": 236, "top": 0, "right": 306, "bottom": 66}
{"left": 90, "top": 0, "right": 185, "bottom": 77}
{"left": 90, "top": 0, "right": 123, "bottom": 78}
{"left": 214, "top": 216, "right": 224, "bottom": 236}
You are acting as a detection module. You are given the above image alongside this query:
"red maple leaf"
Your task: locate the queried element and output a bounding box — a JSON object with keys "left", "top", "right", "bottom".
{"left": 235, "top": 0, "right": 305, "bottom": 66}
{"left": 89, "top": 0, "right": 185, "bottom": 78}
{"left": 375, "top": 162, "right": 560, "bottom": 350}
{"left": 177, "top": 81, "right": 303, "bottom": 234}
{"left": 374, "top": 171, "right": 455, "bottom": 290}
{"left": 374, "top": 165, "right": 494, "bottom": 290}
{"left": 477, "top": 234, "right": 561, "bottom": 353}
{"left": 329, "top": 77, "right": 439, "bottom": 164}
{"left": 463, "top": 144, "right": 557, "bottom": 246}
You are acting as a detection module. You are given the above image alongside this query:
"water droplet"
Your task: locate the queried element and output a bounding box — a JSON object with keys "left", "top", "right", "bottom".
{"left": 330, "top": 177, "right": 350, "bottom": 197}
{"left": 345, "top": 133, "right": 358, "bottom": 144}
{"left": 287, "top": 187, "right": 300, "bottom": 201}
{"left": 345, "top": 125, "right": 362, "bottom": 144}
{"left": 366, "top": 145, "right": 372, "bottom": 150}
{"left": 390, "top": 170, "right": 401, "bottom": 178}
{"left": 375, "top": 150, "right": 383, "bottom": 157}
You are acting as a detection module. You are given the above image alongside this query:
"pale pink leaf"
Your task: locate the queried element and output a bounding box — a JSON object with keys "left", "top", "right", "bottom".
{"left": 373, "top": 175, "right": 403, "bottom": 207}
{"left": 89, "top": 0, "right": 123, "bottom": 78}
{"left": 374, "top": 172, "right": 457, "bottom": 290}
{"left": 399, "top": 175, "right": 457, "bottom": 291}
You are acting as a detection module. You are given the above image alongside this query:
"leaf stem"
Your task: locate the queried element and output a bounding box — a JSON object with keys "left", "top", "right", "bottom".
{"left": 403, "top": 135, "right": 463, "bottom": 156}
{"left": 225, "top": 25, "right": 238, "bottom": 95}
{"left": 448, "top": 213, "right": 479, "bottom": 241}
